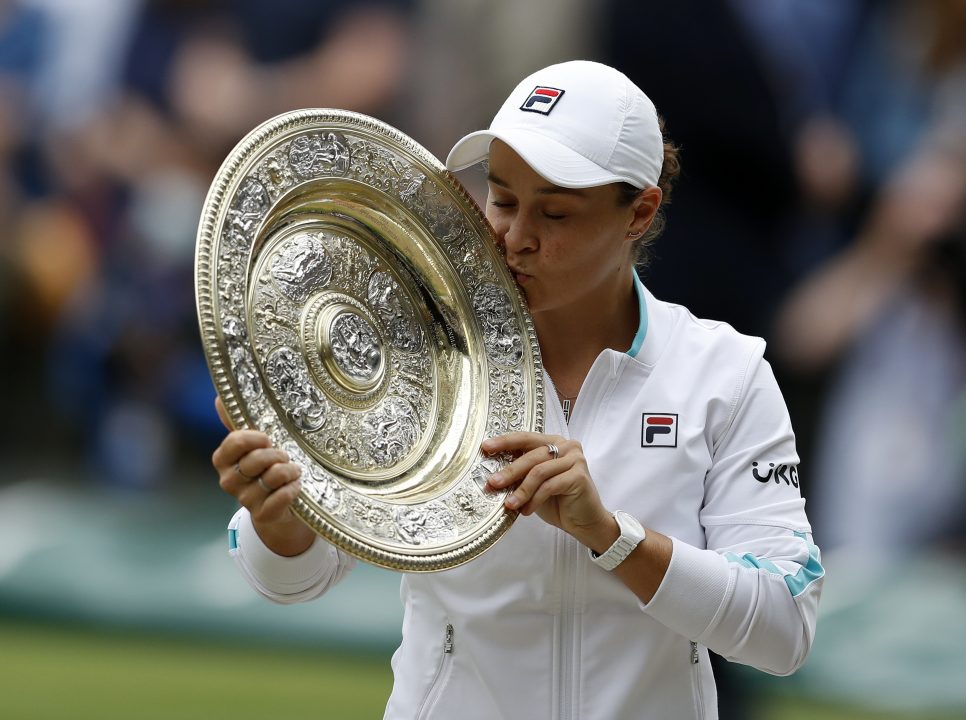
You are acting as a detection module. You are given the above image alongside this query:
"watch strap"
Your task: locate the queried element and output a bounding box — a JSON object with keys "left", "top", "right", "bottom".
{"left": 589, "top": 511, "right": 645, "bottom": 571}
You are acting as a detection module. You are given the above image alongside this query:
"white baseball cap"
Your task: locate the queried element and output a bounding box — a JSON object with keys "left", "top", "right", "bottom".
{"left": 446, "top": 60, "right": 664, "bottom": 189}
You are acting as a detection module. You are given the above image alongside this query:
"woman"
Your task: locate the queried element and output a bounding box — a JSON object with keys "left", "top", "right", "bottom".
{"left": 212, "top": 61, "right": 823, "bottom": 719}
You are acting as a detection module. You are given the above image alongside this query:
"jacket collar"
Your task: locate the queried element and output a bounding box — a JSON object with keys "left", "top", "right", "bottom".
{"left": 626, "top": 272, "right": 672, "bottom": 369}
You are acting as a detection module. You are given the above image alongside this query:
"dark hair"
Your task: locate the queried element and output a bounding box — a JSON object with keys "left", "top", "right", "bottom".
{"left": 617, "top": 117, "right": 681, "bottom": 265}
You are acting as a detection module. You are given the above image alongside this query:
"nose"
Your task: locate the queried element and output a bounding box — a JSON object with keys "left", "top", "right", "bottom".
{"left": 498, "top": 210, "right": 538, "bottom": 255}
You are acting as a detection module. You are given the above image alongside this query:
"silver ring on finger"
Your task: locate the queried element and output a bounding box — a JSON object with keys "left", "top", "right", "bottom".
{"left": 546, "top": 443, "right": 560, "bottom": 460}
{"left": 235, "top": 462, "right": 258, "bottom": 481}
{"left": 257, "top": 476, "right": 273, "bottom": 493}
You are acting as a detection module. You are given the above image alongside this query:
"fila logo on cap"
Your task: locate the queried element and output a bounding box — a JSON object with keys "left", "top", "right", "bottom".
{"left": 521, "top": 86, "right": 565, "bottom": 115}
{"left": 641, "top": 413, "right": 678, "bottom": 448}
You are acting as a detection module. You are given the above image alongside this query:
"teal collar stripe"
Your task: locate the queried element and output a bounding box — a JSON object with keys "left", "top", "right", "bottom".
{"left": 724, "top": 532, "right": 825, "bottom": 598}
{"left": 228, "top": 527, "right": 238, "bottom": 551}
{"left": 627, "top": 271, "right": 649, "bottom": 358}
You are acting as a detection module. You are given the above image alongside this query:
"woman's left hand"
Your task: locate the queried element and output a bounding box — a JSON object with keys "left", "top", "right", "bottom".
{"left": 482, "top": 432, "right": 614, "bottom": 544}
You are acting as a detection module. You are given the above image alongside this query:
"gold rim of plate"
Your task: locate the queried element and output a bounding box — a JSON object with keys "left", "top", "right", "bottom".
{"left": 195, "top": 109, "right": 544, "bottom": 571}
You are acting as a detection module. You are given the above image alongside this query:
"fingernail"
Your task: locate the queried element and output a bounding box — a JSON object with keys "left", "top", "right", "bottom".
{"left": 505, "top": 494, "right": 521, "bottom": 510}
{"left": 489, "top": 472, "right": 504, "bottom": 485}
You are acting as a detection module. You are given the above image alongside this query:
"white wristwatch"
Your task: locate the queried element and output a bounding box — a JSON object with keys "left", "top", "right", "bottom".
{"left": 589, "top": 511, "right": 646, "bottom": 571}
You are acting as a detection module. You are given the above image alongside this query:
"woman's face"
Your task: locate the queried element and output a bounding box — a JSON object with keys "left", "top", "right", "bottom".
{"left": 484, "top": 140, "right": 642, "bottom": 315}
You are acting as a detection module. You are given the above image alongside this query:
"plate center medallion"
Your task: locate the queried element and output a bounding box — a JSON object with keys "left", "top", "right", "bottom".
{"left": 323, "top": 306, "right": 384, "bottom": 390}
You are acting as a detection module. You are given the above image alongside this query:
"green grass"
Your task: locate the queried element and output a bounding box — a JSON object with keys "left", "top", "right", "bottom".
{"left": 1, "top": 620, "right": 962, "bottom": 720}
{"left": 753, "top": 697, "right": 964, "bottom": 720}
{"left": 0, "top": 621, "right": 393, "bottom": 719}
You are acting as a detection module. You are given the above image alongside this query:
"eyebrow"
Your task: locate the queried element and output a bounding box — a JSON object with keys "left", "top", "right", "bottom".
{"left": 486, "top": 172, "right": 588, "bottom": 197}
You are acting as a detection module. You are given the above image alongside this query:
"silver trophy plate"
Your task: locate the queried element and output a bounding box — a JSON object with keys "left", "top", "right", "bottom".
{"left": 195, "top": 109, "right": 544, "bottom": 571}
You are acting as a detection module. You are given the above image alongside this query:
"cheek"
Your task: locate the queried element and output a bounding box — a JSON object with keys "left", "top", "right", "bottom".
{"left": 484, "top": 210, "right": 508, "bottom": 244}
{"left": 555, "top": 226, "right": 626, "bottom": 274}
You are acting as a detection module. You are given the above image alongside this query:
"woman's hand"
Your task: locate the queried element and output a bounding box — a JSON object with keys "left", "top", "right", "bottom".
{"left": 482, "top": 432, "right": 618, "bottom": 552}
{"left": 484, "top": 431, "right": 672, "bottom": 599}
{"left": 211, "top": 396, "right": 316, "bottom": 557}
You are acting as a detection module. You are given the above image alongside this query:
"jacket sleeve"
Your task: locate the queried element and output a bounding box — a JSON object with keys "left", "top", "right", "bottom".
{"left": 642, "top": 347, "right": 824, "bottom": 676}
{"left": 228, "top": 507, "right": 357, "bottom": 604}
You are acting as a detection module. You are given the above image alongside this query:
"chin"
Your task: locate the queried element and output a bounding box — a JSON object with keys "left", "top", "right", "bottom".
{"left": 523, "top": 296, "right": 553, "bottom": 316}
{"left": 519, "top": 288, "right": 540, "bottom": 310}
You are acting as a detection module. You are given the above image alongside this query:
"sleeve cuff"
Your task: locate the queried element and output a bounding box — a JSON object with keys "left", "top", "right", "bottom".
{"left": 640, "top": 537, "right": 734, "bottom": 640}
{"left": 229, "top": 507, "right": 336, "bottom": 594}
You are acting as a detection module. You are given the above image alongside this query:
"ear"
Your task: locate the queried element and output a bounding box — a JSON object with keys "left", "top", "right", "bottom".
{"left": 626, "top": 187, "right": 663, "bottom": 239}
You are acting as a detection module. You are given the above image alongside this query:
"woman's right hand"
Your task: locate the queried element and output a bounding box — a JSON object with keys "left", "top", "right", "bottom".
{"left": 211, "top": 396, "right": 316, "bottom": 557}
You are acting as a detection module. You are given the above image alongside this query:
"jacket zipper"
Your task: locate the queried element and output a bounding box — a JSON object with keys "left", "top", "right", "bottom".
{"left": 543, "top": 382, "right": 577, "bottom": 720}
{"left": 557, "top": 534, "right": 578, "bottom": 720}
{"left": 416, "top": 623, "right": 454, "bottom": 720}
{"left": 690, "top": 641, "right": 705, "bottom": 719}
{"left": 546, "top": 371, "right": 588, "bottom": 720}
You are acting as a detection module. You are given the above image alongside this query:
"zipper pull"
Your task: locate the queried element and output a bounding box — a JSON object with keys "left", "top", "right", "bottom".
{"left": 444, "top": 623, "right": 454, "bottom": 653}
{"left": 690, "top": 641, "right": 699, "bottom": 665}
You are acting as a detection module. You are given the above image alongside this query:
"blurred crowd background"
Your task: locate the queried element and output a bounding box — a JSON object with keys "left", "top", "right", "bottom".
{"left": 1, "top": 0, "right": 965, "bottom": 718}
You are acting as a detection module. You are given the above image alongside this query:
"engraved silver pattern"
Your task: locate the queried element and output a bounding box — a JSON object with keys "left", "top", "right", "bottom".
{"left": 289, "top": 132, "right": 350, "bottom": 177}
{"left": 228, "top": 178, "right": 270, "bottom": 245}
{"left": 329, "top": 312, "right": 382, "bottom": 382}
{"left": 363, "top": 396, "right": 419, "bottom": 466}
{"left": 270, "top": 233, "right": 333, "bottom": 303}
{"left": 368, "top": 271, "right": 423, "bottom": 352}
{"left": 265, "top": 346, "right": 328, "bottom": 432}
{"left": 397, "top": 504, "right": 455, "bottom": 545}
{"left": 474, "top": 283, "right": 524, "bottom": 366}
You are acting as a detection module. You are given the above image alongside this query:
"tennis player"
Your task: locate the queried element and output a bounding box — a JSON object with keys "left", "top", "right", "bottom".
{"left": 212, "top": 60, "right": 823, "bottom": 719}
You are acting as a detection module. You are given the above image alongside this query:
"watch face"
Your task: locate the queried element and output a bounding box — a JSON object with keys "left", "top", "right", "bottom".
{"left": 196, "top": 109, "right": 544, "bottom": 572}
{"left": 616, "top": 511, "right": 645, "bottom": 537}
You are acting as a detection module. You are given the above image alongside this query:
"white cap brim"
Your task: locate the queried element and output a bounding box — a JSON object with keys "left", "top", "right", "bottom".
{"left": 445, "top": 128, "right": 631, "bottom": 189}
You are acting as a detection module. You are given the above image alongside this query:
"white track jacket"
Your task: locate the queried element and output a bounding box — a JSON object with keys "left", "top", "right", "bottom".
{"left": 227, "top": 280, "right": 824, "bottom": 720}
